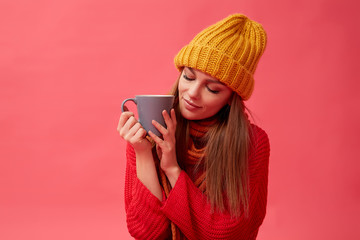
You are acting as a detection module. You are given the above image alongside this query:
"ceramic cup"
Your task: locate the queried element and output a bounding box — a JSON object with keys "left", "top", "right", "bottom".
{"left": 121, "top": 95, "right": 174, "bottom": 136}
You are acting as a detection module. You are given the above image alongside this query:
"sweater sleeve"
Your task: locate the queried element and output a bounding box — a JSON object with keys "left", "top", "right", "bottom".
{"left": 124, "top": 143, "right": 171, "bottom": 240}
{"left": 160, "top": 126, "right": 270, "bottom": 240}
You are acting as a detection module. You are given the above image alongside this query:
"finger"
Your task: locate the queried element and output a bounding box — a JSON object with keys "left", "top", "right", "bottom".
{"left": 119, "top": 116, "right": 138, "bottom": 137}
{"left": 163, "top": 109, "right": 177, "bottom": 130}
{"left": 162, "top": 110, "right": 174, "bottom": 130}
{"left": 170, "top": 109, "right": 177, "bottom": 126}
{"left": 124, "top": 122, "right": 145, "bottom": 143}
{"left": 156, "top": 143, "right": 162, "bottom": 159}
{"left": 126, "top": 122, "right": 142, "bottom": 137}
{"left": 152, "top": 119, "right": 167, "bottom": 136}
{"left": 118, "top": 111, "right": 135, "bottom": 131}
{"left": 131, "top": 126, "right": 147, "bottom": 143}
{"left": 148, "top": 130, "right": 164, "bottom": 145}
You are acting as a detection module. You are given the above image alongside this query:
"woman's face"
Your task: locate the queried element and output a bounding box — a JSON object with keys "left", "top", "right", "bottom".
{"left": 178, "top": 67, "right": 233, "bottom": 120}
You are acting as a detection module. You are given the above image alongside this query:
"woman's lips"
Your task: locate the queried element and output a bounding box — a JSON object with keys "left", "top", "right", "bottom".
{"left": 183, "top": 98, "right": 201, "bottom": 111}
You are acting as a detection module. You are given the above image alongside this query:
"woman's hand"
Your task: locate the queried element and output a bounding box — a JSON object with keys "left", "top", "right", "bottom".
{"left": 117, "top": 111, "right": 152, "bottom": 153}
{"left": 118, "top": 110, "right": 163, "bottom": 201}
{"left": 148, "top": 109, "right": 181, "bottom": 187}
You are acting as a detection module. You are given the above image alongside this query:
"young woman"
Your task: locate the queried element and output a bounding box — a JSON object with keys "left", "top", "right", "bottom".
{"left": 117, "top": 14, "right": 270, "bottom": 240}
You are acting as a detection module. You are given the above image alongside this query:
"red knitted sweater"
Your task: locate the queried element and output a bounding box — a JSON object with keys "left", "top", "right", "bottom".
{"left": 124, "top": 124, "right": 270, "bottom": 240}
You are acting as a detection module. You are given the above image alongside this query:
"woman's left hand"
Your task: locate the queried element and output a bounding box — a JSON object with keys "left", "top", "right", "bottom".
{"left": 148, "top": 109, "right": 181, "bottom": 186}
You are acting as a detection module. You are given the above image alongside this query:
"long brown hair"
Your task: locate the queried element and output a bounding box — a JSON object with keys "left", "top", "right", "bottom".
{"left": 169, "top": 75, "right": 252, "bottom": 218}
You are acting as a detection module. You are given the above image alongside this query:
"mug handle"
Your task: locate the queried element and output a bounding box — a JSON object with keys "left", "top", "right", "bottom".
{"left": 121, "top": 98, "right": 137, "bottom": 112}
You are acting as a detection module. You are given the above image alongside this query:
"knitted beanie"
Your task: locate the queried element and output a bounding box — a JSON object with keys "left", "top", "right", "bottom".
{"left": 174, "top": 14, "right": 267, "bottom": 100}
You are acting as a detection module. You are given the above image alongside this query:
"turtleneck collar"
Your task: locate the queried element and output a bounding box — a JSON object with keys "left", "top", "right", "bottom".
{"left": 189, "top": 117, "right": 218, "bottom": 139}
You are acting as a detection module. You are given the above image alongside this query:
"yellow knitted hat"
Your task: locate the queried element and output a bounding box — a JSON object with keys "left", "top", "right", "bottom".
{"left": 174, "top": 14, "right": 267, "bottom": 100}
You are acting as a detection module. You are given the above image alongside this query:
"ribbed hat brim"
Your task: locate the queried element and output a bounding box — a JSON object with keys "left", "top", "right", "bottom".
{"left": 174, "top": 44, "right": 254, "bottom": 100}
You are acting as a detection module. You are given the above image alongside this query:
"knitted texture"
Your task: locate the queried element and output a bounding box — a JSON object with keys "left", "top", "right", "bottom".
{"left": 165, "top": 119, "right": 215, "bottom": 239}
{"left": 174, "top": 14, "right": 267, "bottom": 100}
{"left": 124, "top": 124, "right": 270, "bottom": 239}
{"left": 186, "top": 119, "right": 217, "bottom": 191}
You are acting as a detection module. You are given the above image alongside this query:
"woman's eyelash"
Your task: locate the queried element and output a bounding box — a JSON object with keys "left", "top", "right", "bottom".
{"left": 183, "top": 74, "right": 195, "bottom": 80}
{"left": 207, "top": 87, "right": 219, "bottom": 94}
{"left": 183, "top": 74, "right": 219, "bottom": 93}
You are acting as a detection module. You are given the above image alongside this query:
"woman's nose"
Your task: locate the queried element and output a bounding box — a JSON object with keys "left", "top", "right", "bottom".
{"left": 187, "top": 83, "right": 201, "bottom": 99}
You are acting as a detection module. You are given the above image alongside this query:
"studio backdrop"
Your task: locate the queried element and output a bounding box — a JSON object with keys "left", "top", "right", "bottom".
{"left": 0, "top": 0, "right": 359, "bottom": 239}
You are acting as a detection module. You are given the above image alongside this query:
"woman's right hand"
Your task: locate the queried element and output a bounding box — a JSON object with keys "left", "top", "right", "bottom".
{"left": 117, "top": 111, "right": 152, "bottom": 153}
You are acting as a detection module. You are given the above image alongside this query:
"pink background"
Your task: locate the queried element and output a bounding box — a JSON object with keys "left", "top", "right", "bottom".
{"left": 1, "top": 0, "right": 359, "bottom": 239}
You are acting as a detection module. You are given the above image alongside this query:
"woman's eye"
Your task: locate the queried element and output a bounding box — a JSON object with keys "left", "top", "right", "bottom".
{"left": 207, "top": 87, "right": 219, "bottom": 94}
{"left": 183, "top": 74, "right": 195, "bottom": 81}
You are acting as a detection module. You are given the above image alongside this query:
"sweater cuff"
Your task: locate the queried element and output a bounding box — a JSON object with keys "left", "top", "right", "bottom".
{"left": 127, "top": 177, "right": 170, "bottom": 239}
{"left": 160, "top": 170, "right": 201, "bottom": 215}
{"left": 132, "top": 175, "right": 163, "bottom": 210}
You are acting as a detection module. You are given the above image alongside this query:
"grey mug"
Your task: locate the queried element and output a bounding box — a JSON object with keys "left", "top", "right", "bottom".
{"left": 121, "top": 95, "right": 175, "bottom": 136}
